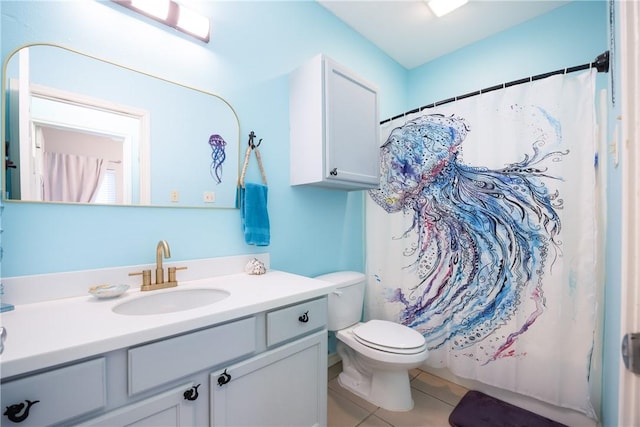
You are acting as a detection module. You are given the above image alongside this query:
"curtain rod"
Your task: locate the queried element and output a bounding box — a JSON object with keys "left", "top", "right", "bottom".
{"left": 380, "top": 50, "right": 610, "bottom": 125}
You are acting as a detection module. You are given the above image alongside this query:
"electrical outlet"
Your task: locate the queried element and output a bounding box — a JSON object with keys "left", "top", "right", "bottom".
{"left": 203, "top": 191, "right": 215, "bottom": 203}
{"left": 170, "top": 191, "right": 179, "bottom": 202}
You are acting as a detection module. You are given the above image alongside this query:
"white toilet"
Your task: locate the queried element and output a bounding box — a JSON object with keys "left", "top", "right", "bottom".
{"left": 316, "top": 271, "right": 428, "bottom": 412}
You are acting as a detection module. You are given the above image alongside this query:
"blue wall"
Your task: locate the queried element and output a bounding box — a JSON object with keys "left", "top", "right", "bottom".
{"left": 0, "top": 0, "right": 407, "bottom": 278}
{"left": 1, "top": 0, "right": 619, "bottom": 424}
{"left": 602, "top": 2, "right": 623, "bottom": 426}
{"left": 406, "top": 1, "right": 607, "bottom": 111}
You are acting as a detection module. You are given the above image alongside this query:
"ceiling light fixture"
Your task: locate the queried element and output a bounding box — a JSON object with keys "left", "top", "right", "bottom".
{"left": 113, "top": 0, "right": 210, "bottom": 43}
{"left": 130, "top": 0, "right": 170, "bottom": 21}
{"left": 427, "top": 0, "right": 469, "bottom": 17}
{"left": 176, "top": 4, "right": 210, "bottom": 41}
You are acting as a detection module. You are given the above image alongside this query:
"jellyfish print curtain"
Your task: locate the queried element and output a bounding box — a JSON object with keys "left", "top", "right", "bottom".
{"left": 365, "top": 70, "right": 598, "bottom": 417}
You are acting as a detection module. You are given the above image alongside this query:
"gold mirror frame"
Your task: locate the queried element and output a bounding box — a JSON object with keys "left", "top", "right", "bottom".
{"left": 2, "top": 43, "right": 241, "bottom": 208}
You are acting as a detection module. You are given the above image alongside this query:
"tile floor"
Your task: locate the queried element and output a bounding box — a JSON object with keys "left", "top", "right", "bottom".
{"left": 327, "top": 363, "right": 469, "bottom": 427}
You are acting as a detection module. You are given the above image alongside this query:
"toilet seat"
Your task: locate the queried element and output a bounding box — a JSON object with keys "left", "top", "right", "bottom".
{"left": 352, "top": 320, "right": 426, "bottom": 355}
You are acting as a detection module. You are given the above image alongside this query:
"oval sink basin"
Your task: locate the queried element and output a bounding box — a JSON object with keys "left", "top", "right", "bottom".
{"left": 112, "top": 288, "right": 230, "bottom": 315}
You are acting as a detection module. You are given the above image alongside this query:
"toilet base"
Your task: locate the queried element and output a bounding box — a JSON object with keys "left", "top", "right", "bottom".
{"left": 337, "top": 341, "right": 415, "bottom": 412}
{"left": 338, "top": 369, "right": 415, "bottom": 412}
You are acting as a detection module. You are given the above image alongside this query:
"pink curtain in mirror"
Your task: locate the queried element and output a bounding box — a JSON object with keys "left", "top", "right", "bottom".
{"left": 43, "top": 152, "right": 106, "bottom": 203}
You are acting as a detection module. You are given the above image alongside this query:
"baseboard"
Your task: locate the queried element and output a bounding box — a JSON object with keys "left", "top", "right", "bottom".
{"left": 328, "top": 352, "right": 341, "bottom": 367}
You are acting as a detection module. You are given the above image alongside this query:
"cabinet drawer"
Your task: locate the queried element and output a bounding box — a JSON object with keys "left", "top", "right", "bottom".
{"left": 266, "top": 297, "right": 327, "bottom": 347}
{"left": 128, "top": 317, "right": 256, "bottom": 395}
{"left": 1, "top": 358, "right": 106, "bottom": 426}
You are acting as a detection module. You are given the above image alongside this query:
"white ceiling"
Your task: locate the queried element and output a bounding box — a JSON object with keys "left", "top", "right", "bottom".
{"left": 316, "top": 0, "right": 571, "bottom": 69}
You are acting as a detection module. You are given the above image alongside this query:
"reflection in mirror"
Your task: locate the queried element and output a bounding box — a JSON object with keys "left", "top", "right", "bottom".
{"left": 2, "top": 44, "right": 240, "bottom": 208}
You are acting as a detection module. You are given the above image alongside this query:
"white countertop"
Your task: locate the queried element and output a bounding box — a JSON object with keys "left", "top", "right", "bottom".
{"left": 0, "top": 270, "right": 336, "bottom": 379}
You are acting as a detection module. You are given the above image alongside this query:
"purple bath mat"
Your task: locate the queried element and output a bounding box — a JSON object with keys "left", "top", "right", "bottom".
{"left": 449, "top": 390, "right": 567, "bottom": 427}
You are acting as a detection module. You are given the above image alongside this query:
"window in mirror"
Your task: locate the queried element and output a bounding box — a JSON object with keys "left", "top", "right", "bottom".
{"left": 9, "top": 80, "right": 148, "bottom": 204}
{"left": 37, "top": 125, "right": 128, "bottom": 204}
{"left": 95, "top": 169, "right": 118, "bottom": 204}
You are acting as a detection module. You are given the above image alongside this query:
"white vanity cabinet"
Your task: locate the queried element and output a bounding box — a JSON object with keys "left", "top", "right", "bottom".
{"left": 77, "top": 317, "right": 259, "bottom": 426}
{"left": 290, "top": 54, "right": 380, "bottom": 190}
{"left": 1, "top": 296, "right": 328, "bottom": 427}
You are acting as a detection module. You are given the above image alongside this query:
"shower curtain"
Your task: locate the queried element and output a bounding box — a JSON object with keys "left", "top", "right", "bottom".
{"left": 365, "top": 70, "right": 597, "bottom": 417}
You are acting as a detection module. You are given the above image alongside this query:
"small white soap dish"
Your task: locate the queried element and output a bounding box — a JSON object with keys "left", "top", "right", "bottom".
{"left": 89, "top": 284, "right": 130, "bottom": 299}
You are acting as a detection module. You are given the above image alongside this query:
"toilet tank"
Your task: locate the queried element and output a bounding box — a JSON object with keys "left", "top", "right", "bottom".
{"left": 315, "top": 271, "right": 365, "bottom": 331}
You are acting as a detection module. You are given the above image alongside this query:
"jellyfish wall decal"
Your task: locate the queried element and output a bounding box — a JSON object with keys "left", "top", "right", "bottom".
{"left": 208, "top": 134, "right": 227, "bottom": 184}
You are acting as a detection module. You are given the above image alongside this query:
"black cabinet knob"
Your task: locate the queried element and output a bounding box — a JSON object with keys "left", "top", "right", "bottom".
{"left": 298, "top": 311, "right": 309, "bottom": 323}
{"left": 3, "top": 399, "right": 39, "bottom": 423}
{"left": 217, "top": 369, "right": 232, "bottom": 386}
{"left": 183, "top": 384, "right": 200, "bottom": 401}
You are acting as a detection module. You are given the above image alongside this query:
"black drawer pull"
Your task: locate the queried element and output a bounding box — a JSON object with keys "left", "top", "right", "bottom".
{"left": 298, "top": 311, "right": 309, "bottom": 323}
{"left": 3, "top": 399, "right": 40, "bottom": 423}
{"left": 217, "top": 369, "right": 232, "bottom": 386}
{"left": 183, "top": 384, "right": 200, "bottom": 401}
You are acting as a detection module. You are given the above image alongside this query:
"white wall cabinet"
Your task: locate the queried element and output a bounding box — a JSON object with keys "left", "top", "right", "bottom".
{"left": 290, "top": 54, "right": 380, "bottom": 190}
{"left": 1, "top": 297, "right": 328, "bottom": 427}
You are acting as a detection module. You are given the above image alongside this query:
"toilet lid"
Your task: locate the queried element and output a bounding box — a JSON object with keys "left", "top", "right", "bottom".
{"left": 353, "top": 320, "right": 426, "bottom": 354}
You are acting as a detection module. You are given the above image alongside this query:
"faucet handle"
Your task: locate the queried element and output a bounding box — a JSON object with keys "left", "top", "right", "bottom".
{"left": 168, "top": 266, "right": 188, "bottom": 284}
{"left": 129, "top": 269, "right": 152, "bottom": 288}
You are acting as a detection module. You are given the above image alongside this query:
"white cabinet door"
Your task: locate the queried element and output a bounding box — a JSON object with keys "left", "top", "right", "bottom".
{"left": 290, "top": 54, "right": 379, "bottom": 190}
{"left": 210, "top": 331, "right": 327, "bottom": 427}
{"left": 81, "top": 384, "right": 197, "bottom": 427}
{"left": 324, "top": 58, "right": 380, "bottom": 188}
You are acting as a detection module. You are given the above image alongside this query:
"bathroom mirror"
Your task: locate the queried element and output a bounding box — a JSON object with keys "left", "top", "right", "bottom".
{"left": 2, "top": 44, "right": 240, "bottom": 208}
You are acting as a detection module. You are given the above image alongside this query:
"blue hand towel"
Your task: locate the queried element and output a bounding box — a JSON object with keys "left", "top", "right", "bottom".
{"left": 240, "top": 183, "right": 270, "bottom": 246}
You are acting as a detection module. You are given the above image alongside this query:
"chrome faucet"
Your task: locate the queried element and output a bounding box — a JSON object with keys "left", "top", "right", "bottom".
{"left": 155, "top": 239, "right": 171, "bottom": 285}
